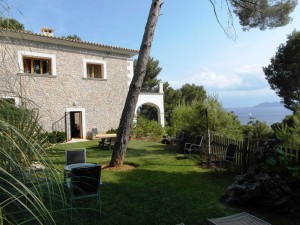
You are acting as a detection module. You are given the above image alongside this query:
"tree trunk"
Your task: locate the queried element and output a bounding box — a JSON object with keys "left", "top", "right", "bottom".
{"left": 109, "top": 0, "right": 163, "bottom": 167}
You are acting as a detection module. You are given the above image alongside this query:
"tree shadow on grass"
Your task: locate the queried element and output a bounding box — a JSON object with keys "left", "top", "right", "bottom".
{"left": 77, "top": 169, "right": 237, "bottom": 225}
{"left": 175, "top": 156, "right": 188, "bottom": 160}
{"left": 98, "top": 168, "right": 294, "bottom": 225}
{"left": 45, "top": 140, "right": 291, "bottom": 225}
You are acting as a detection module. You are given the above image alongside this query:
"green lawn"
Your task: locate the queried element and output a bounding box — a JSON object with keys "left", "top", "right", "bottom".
{"left": 48, "top": 140, "right": 279, "bottom": 225}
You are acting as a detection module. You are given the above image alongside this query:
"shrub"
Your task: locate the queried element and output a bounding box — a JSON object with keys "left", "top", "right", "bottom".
{"left": 273, "top": 113, "right": 300, "bottom": 149}
{"left": 171, "top": 97, "right": 243, "bottom": 140}
{"left": 132, "top": 115, "right": 164, "bottom": 140}
{"left": 106, "top": 128, "right": 118, "bottom": 134}
{"left": 164, "top": 126, "right": 176, "bottom": 137}
{"left": 45, "top": 131, "right": 66, "bottom": 143}
{"left": 242, "top": 120, "right": 273, "bottom": 143}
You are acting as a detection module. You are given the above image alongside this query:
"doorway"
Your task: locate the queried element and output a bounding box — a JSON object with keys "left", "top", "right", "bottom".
{"left": 65, "top": 108, "right": 86, "bottom": 141}
{"left": 70, "top": 111, "right": 82, "bottom": 139}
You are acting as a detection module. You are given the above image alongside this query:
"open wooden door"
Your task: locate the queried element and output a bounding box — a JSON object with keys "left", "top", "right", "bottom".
{"left": 65, "top": 112, "right": 71, "bottom": 141}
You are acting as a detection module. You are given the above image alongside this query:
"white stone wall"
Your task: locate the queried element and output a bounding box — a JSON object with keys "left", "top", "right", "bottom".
{"left": 135, "top": 92, "right": 165, "bottom": 127}
{"left": 0, "top": 37, "right": 134, "bottom": 137}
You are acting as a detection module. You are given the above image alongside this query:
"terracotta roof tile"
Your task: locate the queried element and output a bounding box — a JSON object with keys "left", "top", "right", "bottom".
{"left": 0, "top": 27, "right": 139, "bottom": 54}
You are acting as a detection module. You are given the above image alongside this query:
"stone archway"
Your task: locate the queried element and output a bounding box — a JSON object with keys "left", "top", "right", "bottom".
{"left": 137, "top": 103, "right": 159, "bottom": 121}
{"left": 135, "top": 91, "right": 164, "bottom": 127}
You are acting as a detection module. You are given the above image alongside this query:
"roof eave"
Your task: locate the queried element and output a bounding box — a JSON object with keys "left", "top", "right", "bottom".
{"left": 0, "top": 29, "right": 139, "bottom": 57}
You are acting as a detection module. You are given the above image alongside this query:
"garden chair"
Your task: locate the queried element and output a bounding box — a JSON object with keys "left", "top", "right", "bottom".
{"left": 211, "top": 143, "right": 237, "bottom": 172}
{"left": 64, "top": 149, "right": 86, "bottom": 181}
{"left": 91, "top": 128, "right": 98, "bottom": 139}
{"left": 207, "top": 212, "right": 271, "bottom": 224}
{"left": 65, "top": 149, "right": 86, "bottom": 165}
{"left": 183, "top": 135, "right": 203, "bottom": 156}
{"left": 69, "top": 164, "right": 102, "bottom": 219}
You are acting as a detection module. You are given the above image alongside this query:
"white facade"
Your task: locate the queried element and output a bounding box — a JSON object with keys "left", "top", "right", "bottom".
{"left": 136, "top": 82, "right": 165, "bottom": 127}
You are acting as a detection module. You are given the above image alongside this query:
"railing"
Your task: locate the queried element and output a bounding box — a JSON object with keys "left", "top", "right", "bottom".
{"left": 52, "top": 112, "right": 69, "bottom": 132}
{"left": 140, "top": 81, "right": 165, "bottom": 93}
{"left": 140, "top": 87, "right": 159, "bottom": 93}
{"left": 209, "top": 134, "right": 300, "bottom": 174}
{"left": 209, "top": 135, "right": 256, "bottom": 174}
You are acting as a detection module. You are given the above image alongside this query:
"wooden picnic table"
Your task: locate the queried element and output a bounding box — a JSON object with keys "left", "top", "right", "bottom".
{"left": 95, "top": 133, "right": 117, "bottom": 149}
{"left": 95, "top": 133, "right": 117, "bottom": 138}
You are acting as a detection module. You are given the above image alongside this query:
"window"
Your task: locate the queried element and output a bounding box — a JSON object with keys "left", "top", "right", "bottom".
{"left": 23, "top": 57, "right": 52, "bottom": 75}
{"left": 87, "top": 63, "right": 102, "bottom": 79}
{"left": 18, "top": 51, "right": 57, "bottom": 76}
{"left": 0, "top": 98, "right": 15, "bottom": 106}
{"left": 83, "top": 59, "right": 107, "bottom": 80}
{"left": 0, "top": 95, "right": 20, "bottom": 106}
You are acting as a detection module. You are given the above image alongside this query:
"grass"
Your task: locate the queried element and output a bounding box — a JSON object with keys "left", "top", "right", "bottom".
{"left": 48, "top": 140, "right": 292, "bottom": 225}
{"left": 48, "top": 140, "right": 235, "bottom": 224}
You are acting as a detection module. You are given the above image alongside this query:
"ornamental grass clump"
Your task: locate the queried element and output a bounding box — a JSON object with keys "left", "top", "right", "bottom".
{"left": 0, "top": 98, "right": 68, "bottom": 224}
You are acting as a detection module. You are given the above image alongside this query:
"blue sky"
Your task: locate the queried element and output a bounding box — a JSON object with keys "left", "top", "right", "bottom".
{"left": 7, "top": 0, "right": 300, "bottom": 107}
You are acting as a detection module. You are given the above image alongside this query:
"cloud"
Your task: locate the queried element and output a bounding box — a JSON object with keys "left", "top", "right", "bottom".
{"left": 167, "top": 64, "right": 269, "bottom": 92}
{"left": 219, "top": 87, "right": 275, "bottom": 96}
{"left": 189, "top": 72, "right": 243, "bottom": 90}
{"left": 234, "top": 64, "right": 264, "bottom": 75}
{"left": 167, "top": 72, "right": 243, "bottom": 90}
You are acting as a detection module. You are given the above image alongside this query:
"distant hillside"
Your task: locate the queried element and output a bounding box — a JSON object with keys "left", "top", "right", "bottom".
{"left": 253, "top": 102, "right": 283, "bottom": 108}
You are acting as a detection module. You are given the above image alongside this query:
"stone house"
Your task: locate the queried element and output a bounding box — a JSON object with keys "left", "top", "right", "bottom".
{"left": 0, "top": 27, "right": 139, "bottom": 140}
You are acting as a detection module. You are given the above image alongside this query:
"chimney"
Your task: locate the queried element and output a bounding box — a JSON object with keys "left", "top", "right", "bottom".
{"left": 40, "top": 27, "right": 54, "bottom": 37}
{"left": 158, "top": 81, "right": 164, "bottom": 93}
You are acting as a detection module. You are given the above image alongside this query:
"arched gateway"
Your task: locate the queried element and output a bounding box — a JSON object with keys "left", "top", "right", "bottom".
{"left": 135, "top": 82, "right": 165, "bottom": 127}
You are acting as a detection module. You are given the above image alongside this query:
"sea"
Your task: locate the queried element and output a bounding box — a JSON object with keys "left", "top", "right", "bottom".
{"left": 226, "top": 106, "right": 293, "bottom": 126}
